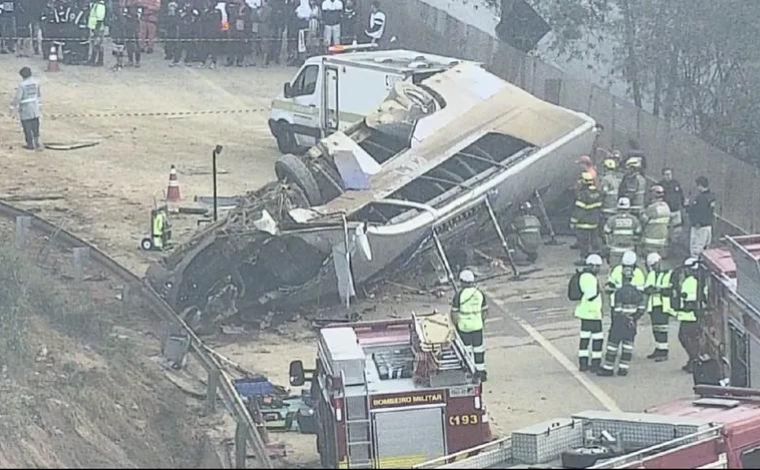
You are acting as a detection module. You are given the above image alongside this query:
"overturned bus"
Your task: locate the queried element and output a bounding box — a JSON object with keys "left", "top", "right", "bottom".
{"left": 146, "top": 61, "right": 598, "bottom": 322}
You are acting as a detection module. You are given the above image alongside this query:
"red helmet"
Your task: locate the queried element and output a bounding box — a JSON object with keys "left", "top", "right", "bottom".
{"left": 576, "top": 155, "right": 593, "bottom": 166}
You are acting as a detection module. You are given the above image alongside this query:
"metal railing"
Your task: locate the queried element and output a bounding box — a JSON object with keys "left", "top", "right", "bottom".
{"left": 0, "top": 201, "right": 272, "bottom": 469}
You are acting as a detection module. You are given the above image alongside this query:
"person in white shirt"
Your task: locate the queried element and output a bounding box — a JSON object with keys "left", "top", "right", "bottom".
{"left": 364, "top": 0, "right": 385, "bottom": 45}
{"left": 321, "top": 0, "right": 342, "bottom": 47}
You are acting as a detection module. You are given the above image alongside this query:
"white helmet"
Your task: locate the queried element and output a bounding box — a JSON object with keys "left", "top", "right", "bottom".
{"left": 622, "top": 251, "right": 637, "bottom": 266}
{"left": 646, "top": 252, "right": 662, "bottom": 267}
{"left": 684, "top": 257, "right": 699, "bottom": 268}
{"left": 617, "top": 197, "right": 631, "bottom": 210}
{"left": 459, "top": 269, "right": 475, "bottom": 283}
{"left": 586, "top": 254, "right": 603, "bottom": 266}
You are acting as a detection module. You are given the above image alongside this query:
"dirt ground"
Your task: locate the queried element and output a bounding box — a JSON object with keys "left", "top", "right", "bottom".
{"left": 1, "top": 51, "right": 698, "bottom": 467}
{"left": 0, "top": 52, "right": 292, "bottom": 274}
{"left": 0, "top": 224, "right": 213, "bottom": 468}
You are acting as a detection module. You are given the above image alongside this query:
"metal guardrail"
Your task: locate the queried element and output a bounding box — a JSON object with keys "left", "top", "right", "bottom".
{"left": 0, "top": 201, "right": 273, "bottom": 469}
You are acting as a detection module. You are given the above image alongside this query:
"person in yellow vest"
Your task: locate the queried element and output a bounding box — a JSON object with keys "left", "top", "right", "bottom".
{"left": 451, "top": 269, "right": 488, "bottom": 381}
{"left": 152, "top": 208, "right": 168, "bottom": 250}
{"left": 606, "top": 250, "right": 646, "bottom": 307}
{"left": 87, "top": 0, "right": 107, "bottom": 66}
{"left": 675, "top": 257, "right": 704, "bottom": 373}
{"left": 644, "top": 252, "right": 675, "bottom": 361}
{"left": 574, "top": 254, "right": 604, "bottom": 372}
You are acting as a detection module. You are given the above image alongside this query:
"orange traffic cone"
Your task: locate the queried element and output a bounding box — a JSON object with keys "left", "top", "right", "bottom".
{"left": 166, "top": 165, "right": 181, "bottom": 202}
{"left": 47, "top": 45, "right": 60, "bottom": 72}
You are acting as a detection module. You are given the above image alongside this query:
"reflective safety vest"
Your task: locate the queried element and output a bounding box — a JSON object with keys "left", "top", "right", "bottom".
{"left": 514, "top": 214, "right": 542, "bottom": 252}
{"left": 153, "top": 212, "right": 166, "bottom": 237}
{"left": 608, "top": 265, "right": 645, "bottom": 306}
{"left": 571, "top": 186, "right": 602, "bottom": 230}
{"left": 600, "top": 172, "right": 622, "bottom": 215}
{"left": 88, "top": 1, "right": 106, "bottom": 30}
{"left": 457, "top": 287, "right": 485, "bottom": 333}
{"left": 676, "top": 275, "right": 698, "bottom": 322}
{"left": 604, "top": 213, "right": 641, "bottom": 254}
{"left": 645, "top": 269, "right": 674, "bottom": 315}
{"left": 640, "top": 201, "right": 671, "bottom": 247}
{"left": 575, "top": 271, "right": 602, "bottom": 321}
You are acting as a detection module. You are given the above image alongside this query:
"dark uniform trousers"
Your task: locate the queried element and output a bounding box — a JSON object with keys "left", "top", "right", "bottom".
{"left": 578, "top": 319, "right": 604, "bottom": 370}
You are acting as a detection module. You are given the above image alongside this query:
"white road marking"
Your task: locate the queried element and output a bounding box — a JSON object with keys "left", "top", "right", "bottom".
{"left": 487, "top": 292, "right": 622, "bottom": 412}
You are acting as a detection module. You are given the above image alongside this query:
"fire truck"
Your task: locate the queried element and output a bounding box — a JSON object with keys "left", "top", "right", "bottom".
{"left": 288, "top": 312, "right": 491, "bottom": 468}
{"left": 413, "top": 385, "right": 760, "bottom": 469}
{"left": 700, "top": 234, "right": 760, "bottom": 387}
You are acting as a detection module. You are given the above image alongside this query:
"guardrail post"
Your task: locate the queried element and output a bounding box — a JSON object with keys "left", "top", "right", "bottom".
{"left": 72, "top": 247, "right": 90, "bottom": 281}
{"left": 235, "top": 421, "right": 248, "bottom": 469}
{"left": 15, "top": 216, "right": 30, "bottom": 249}
{"left": 205, "top": 369, "right": 219, "bottom": 415}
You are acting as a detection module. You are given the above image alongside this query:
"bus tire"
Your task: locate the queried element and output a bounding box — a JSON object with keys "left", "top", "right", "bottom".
{"left": 275, "top": 154, "right": 323, "bottom": 206}
{"left": 275, "top": 121, "right": 297, "bottom": 154}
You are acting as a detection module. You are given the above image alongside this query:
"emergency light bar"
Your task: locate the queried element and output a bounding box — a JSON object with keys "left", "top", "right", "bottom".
{"left": 328, "top": 43, "right": 379, "bottom": 54}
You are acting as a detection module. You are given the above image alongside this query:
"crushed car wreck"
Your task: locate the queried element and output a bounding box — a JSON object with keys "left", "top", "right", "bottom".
{"left": 146, "top": 59, "right": 598, "bottom": 325}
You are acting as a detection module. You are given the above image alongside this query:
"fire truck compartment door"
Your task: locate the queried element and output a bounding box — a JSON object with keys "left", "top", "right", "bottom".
{"left": 373, "top": 406, "right": 446, "bottom": 468}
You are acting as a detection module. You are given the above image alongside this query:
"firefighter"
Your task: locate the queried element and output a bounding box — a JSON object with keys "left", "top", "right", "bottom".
{"left": 640, "top": 185, "right": 671, "bottom": 259}
{"left": 571, "top": 171, "right": 602, "bottom": 266}
{"left": 574, "top": 254, "right": 604, "bottom": 372}
{"left": 600, "top": 157, "right": 622, "bottom": 220}
{"left": 152, "top": 208, "right": 168, "bottom": 250}
{"left": 675, "top": 257, "right": 703, "bottom": 373}
{"left": 618, "top": 157, "right": 647, "bottom": 216}
{"left": 658, "top": 167, "right": 685, "bottom": 247}
{"left": 644, "top": 252, "right": 674, "bottom": 361}
{"left": 509, "top": 201, "right": 542, "bottom": 264}
{"left": 606, "top": 250, "right": 646, "bottom": 308}
{"left": 451, "top": 269, "right": 488, "bottom": 381}
{"left": 603, "top": 197, "right": 641, "bottom": 267}
{"left": 577, "top": 155, "right": 597, "bottom": 184}
{"left": 597, "top": 265, "right": 645, "bottom": 377}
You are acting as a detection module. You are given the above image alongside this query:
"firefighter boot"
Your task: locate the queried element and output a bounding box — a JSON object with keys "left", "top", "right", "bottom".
{"left": 655, "top": 351, "right": 669, "bottom": 362}
{"left": 596, "top": 367, "right": 614, "bottom": 377}
{"left": 646, "top": 350, "right": 659, "bottom": 359}
{"left": 617, "top": 369, "right": 628, "bottom": 376}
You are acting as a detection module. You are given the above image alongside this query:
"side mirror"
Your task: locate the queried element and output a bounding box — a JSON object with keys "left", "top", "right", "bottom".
{"left": 289, "top": 360, "right": 305, "bottom": 387}
{"left": 283, "top": 82, "right": 293, "bottom": 98}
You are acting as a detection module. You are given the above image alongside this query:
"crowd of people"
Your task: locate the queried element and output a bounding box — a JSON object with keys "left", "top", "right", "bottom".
{"left": 0, "top": 0, "right": 388, "bottom": 69}
{"left": 564, "top": 149, "right": 717, "bottom": 379}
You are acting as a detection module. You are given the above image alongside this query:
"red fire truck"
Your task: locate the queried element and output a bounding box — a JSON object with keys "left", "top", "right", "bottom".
{"left": 288, "top": 312, "right": 491, "bottom": 468}
{"left": 700, "top": 234, "right": 760, "bottom": 387}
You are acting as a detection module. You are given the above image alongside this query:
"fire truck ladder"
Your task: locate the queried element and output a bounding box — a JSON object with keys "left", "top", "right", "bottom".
{"left": 341, "top": 370, "right": 373, "bottom": 469}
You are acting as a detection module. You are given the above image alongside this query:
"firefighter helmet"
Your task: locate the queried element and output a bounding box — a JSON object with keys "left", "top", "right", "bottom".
{"left": 577, "top": 155, "right": 593, "bottom": 166}
{"left": 651, "top": 185, "right": 665, "bottom": 197}
{"left": 580, "top": 171, "right": 594, "bottom": 184}
{"left": 626, "top": 157, "right": 642, "bottom": 168}
{"left": 520, "top": 201, "right": 532, "bottom": 212}
{"left": 586, "top": 254, "right": 603, "bottom": 266}
{"left": 617, "top": 197, "right": 631, "bottom": 210}
{"left": 684, "top": 257, "right": 700, "bottom": 269}
{"left": 622, "top": 251, "right": 637, "bottom": 266}
{"left": 603, "top": 158, "right": 617, "bottom": 170}
{"left": 646, "top": 252, "right": 662, "bottom": 267}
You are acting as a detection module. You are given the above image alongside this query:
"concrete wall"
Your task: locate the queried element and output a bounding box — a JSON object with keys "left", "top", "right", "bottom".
{"left": 383, "top": 0, "right": 759, "bottom": 236}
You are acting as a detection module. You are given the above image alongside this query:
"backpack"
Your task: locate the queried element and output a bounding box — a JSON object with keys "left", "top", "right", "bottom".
{"left": 567, "top": 270, "right": 584, "bottom": 301}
